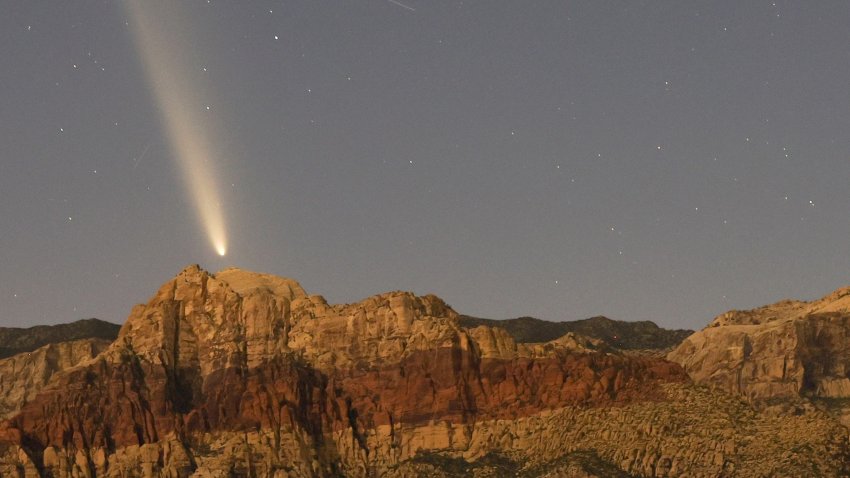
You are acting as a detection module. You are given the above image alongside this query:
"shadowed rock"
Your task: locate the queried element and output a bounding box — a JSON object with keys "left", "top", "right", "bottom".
{"left": 459, "top": 315, "right": 692, "bottom": 351}
{"left": 0, "top": 318, "right": 120, "bottom": 359}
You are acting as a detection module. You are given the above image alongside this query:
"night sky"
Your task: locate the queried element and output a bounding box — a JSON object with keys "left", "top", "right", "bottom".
{"left": 3, "top": 1, "right": 850, "bottom": 330}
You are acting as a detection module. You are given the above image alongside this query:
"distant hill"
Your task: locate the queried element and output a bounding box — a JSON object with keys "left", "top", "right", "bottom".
{"left": 0, "top": 318, "right": 120, "bottom": 359}
{"left": 458, "top": 315, "right": 692, "bottom": 350}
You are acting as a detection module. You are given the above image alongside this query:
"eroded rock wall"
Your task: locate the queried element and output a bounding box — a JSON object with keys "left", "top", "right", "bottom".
{"left": 2, "top": 266, "right": 849, "bottom": 477}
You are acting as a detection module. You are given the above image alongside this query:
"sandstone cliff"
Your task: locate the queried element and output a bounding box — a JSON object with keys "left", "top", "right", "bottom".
{"left": 668, "top": 287, "right": 850, "bottom": 400}
{"left": 0, "top": 266, "right": 847, "bottom": 477}
{"left": 0, "top": 338, "right": 111, "bottom": 421}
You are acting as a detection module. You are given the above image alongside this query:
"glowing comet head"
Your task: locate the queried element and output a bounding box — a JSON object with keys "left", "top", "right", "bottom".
{"left": 216, "top": 243, "right": 227, "bottom": 257}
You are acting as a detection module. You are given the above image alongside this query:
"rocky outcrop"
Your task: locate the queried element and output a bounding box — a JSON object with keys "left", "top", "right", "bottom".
{"left": 0, "top": 319, "right": 119, "bottom": 360}
{"left": 459, "top": 315, "right": 692, "bottom": 352}
{"left": 0, "top": 338, "right": 110, "bottom": 421}
{"left": 668, "top": 287, "right": 850, "bottom": 406}
{"left": 1, "top": 266, "right": 848, "bottom": 477}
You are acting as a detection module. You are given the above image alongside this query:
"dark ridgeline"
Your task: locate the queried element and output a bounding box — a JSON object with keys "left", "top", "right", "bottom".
{"left": 459, "top": 315, "right": 692, "bottom": 351}
{"left": 0, "top": 318, "right": 120, "bottom": 359}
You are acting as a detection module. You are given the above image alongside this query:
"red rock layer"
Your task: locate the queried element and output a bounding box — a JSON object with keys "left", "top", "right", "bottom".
{"left": 336, "top": 347, "right": 686, "bottom": 429}
{"left": 0, "top": 266, "right": 688, "bottom": 475}
{"left": 3, "top": 344, "right": 685, "bottom": 462}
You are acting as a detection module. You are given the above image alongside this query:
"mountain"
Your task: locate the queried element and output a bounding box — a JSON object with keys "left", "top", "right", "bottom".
{"left": 459, "top": 315, "right": 693, "bottom": 351}
{"left": 0, "top": 318, "right": 120, "bottom": 359}
{"left": 0, "top": 338, "right": 111, "bottom": 421}
{"left": 0, "top": 266, "right": 848, "bottom": 477}
{"left": 668, "top": 286, "right": 850, "bottom": 425}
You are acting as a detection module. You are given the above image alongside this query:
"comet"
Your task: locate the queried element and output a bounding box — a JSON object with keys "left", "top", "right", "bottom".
{"left": 126, "top": 1, "right": 228, "bottom": 257}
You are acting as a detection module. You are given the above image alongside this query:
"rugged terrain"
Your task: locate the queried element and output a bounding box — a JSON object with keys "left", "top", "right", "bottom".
{"left": 458, "top": 315, "right": 692, "bottom": 352}
{"left": 668, "top": 286, "right": 850, "bottom": 425}
{"left": 0, "top": 339, "right": 111, "bottom": 421}
{"left": 0, "top": 266, "right": 849, "bottom": 477}
{"left": 0, "top": 319, "right": 120, "bottom": 360}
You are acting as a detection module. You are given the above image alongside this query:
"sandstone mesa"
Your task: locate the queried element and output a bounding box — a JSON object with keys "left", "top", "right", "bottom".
{"left": 0, "top": 265, "right": 849, "bottom": 477}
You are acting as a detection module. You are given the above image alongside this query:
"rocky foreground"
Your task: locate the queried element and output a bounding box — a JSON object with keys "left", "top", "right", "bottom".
{"left": 0, "top": 266, "right": 849, "bottom": 477}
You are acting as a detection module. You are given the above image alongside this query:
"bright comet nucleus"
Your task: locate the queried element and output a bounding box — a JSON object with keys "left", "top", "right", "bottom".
{"left": 126, "top": 1, "right": 229, "bottom": 257}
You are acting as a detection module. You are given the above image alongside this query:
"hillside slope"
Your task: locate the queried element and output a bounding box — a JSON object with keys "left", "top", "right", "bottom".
{"left": 0, "top": 318, "right": 120, "bottom": 359}
{"left": 459, "top": 315, "right": 692, "bottom": 351}
{"left": 668, "top": 286, "right": 850, "bottom": 426}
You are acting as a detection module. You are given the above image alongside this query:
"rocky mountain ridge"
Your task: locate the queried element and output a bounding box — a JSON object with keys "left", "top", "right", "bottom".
{"left": 0, "top": 338, "right": 111, "bottom": 421}
{"left": 459, "top": 315, "right": 692, "bottom": 352}
{"left": 0, "top": 266, "right": 849, "bottom": 477}
{"left": 0, "top": 319, "right": 119, "bottom": 360}
{"left": 668, "top": 286, "right": 850, "bottom": 424}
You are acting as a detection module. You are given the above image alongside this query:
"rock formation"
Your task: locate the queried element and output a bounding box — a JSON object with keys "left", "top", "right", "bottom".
{"left": 459, "top": 315, "right": 692, "bottom": 352}
{"left": 0, "top": 266, "right": 848, "bottom": 477}
{"left": 0, "top": 339, "right": 111, "bottom": 421}
{"left": 668, "top": 287, "right": 850, "bottom": 412}
{"left": 0, "top": 319, "right": 120, "bottom": 360}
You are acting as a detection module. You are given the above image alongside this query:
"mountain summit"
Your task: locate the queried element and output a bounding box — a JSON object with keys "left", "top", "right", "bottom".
{"left": 0, "top": 266, "right": 848, "bottom": 477}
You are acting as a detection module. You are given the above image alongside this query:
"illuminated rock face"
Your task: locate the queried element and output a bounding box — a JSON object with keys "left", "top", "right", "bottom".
{"left": 668, "top": 287, "right": 850, "bottom": 404}
{"left": 1, "top": 266, "right": 849, "bottom": 477}
{"left": 0, "top": 338, "right": 110, "bottom": 421}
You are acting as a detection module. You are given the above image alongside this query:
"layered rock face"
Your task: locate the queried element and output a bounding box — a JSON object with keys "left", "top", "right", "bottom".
{"left": 1, "top": 266, "right": 848, "bottom": 477}
{"left": 668, "top": 287, "right": 850, "bottom": 408}
{"left": 0, "top": 339, "right": 110, "bottom": 421}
